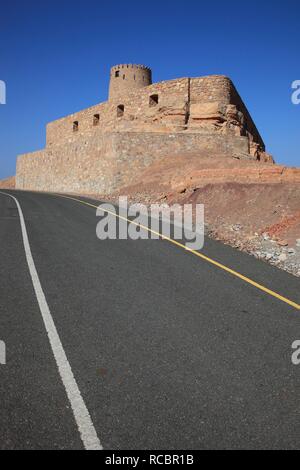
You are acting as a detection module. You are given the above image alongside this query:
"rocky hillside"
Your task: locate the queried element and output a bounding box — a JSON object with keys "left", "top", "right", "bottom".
{"left": 93, "top": 153, "right": 300, "bottom": 277}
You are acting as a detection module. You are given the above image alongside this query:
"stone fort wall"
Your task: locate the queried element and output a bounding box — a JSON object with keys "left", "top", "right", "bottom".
{"left": 45, "top": 76, "right": 264, "bottom": 149}
{"left": 16, "top": 66, "right": 272, "bottom": 195}
{"left": 17, "top": 131, "right": 249, "bottom": 195}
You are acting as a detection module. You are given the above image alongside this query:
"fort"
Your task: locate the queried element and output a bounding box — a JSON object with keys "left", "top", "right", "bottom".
{"left": 16, "top": 64, "right": 274, "bottom": 195}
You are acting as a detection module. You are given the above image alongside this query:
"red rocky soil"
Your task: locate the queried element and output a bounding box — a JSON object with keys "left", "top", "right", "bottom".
{"left": 93, "top": 153, "right": 300, "bottom": 277}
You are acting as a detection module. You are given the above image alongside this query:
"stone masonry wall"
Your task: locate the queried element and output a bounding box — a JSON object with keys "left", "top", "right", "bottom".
{"left": 46, "top": 79, "right": 190, "bottom": 148}
{"left": 17, "top": 131, "right": 249, "bottom": 195}
{"left": 46, "top": 76, "right": 263, "bottom": 150}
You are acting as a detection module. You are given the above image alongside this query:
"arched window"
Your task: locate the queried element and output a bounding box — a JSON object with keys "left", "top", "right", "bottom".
{"left": 149, "top": 94, "right": 159, "bottom": 107}
{"left": 73, "top": 121, "right": 79, "bottom": 132}
{"left": 117, "top": 105, "right": 124, "bottom": 117}
{"left": 115, "top": 71, "right": 120, "bottom": 78}
{"left": 93, "top": 114, "right": 100, "bottom": 126}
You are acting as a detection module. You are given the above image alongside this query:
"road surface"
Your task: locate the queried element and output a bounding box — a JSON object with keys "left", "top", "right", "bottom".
{"left": 0, "top": 189, "right": 299, "bottom": 450}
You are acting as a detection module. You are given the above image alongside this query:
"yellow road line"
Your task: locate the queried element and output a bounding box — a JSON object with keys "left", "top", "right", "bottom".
{"left": 55, "top": 193, "right": 300, "bottom": 311}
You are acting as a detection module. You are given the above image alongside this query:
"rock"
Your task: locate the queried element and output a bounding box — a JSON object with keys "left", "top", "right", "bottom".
{"left": 277, "top": 240, "right": 288, "bottom": 247}
{"left": 296, "top": 239, "right": 300, "bottom": 247}
{"left": 232, "top": 224, "right": 243, "bottom": 232}
{"left": 278, "top": 253, "right": 287, "bottom": 262}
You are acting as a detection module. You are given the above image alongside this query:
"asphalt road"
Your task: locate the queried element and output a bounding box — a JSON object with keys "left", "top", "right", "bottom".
{"left": 0, "top": 189, "right": 300, "bottom": 450}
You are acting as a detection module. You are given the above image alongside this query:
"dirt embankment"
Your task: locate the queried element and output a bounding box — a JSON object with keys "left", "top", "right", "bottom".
{"left": 96, "top": 154, "right": 300, "bottom": 276}
{"left": 0, "top": 176, "right": 15, "bottom": 189}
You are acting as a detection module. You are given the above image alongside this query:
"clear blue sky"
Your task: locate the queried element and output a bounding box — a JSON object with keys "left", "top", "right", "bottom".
{"left": 0, "top": 0, "right": 299, "bottom": 178}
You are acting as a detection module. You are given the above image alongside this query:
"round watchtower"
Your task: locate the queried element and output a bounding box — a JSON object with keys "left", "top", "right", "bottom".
{"left": 109, "top": 64, "right": 152, "bottom": 101}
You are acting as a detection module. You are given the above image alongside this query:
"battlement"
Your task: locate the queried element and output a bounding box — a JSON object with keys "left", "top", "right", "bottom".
{"left": 110, "top": 64, "right": 152, "bottom": 72}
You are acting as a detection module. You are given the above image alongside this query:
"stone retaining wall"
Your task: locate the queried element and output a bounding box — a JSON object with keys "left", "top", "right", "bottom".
{"left": 17, "top": 131, "right": 249, "bottom": 194}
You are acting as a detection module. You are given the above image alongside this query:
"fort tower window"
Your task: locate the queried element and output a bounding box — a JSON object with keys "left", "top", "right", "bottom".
{"left": 73, "top": 121, "right": 79, "bottom": 132}
{"left": 93, "top": 114, "right": 100, "bottom": 126}
{"left": 149, "top": 94, "right": 159, "bottom": 107}
{"left": 117, "top": 105, "right": 124, "bottom": 117}
{"left": 115, "top": 71, "right": 120, "bottom": 78}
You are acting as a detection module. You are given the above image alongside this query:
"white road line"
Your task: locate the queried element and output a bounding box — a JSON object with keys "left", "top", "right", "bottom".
{"left": 0, "top": 191, "right": 102, "bottom": 450}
